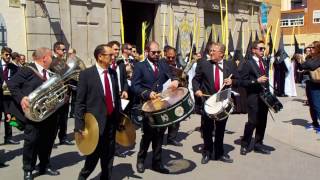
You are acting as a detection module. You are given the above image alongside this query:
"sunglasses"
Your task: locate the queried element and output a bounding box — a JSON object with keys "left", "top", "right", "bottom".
{"left": 255, "top": 47, "right": 266, "bottom": 51}
{"left": 4, "top": 53, "right": 11, "bottom": 56}
{"left": 150, "top": 51, "right": 161, "bottom": 55}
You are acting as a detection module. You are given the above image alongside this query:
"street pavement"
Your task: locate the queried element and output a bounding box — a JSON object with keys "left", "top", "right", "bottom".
{"left": 0, "top": 85, "right": 319, "bottom": 180}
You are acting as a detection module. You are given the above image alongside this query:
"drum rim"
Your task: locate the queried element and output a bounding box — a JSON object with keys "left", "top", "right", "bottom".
{"left": 141, "top": 91, "right": 190, "bottom": 114}
{"left": 143, "top": 90, "right": 191, "bottom": 114}
{"left": 149, "top": 103, "right": 195, "bottom": 128}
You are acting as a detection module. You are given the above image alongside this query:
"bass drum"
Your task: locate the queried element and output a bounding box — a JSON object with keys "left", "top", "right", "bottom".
{"left": 142, "top": 87, "right": 194, "bottom": 128}
{"left": 130, "top": 104, "right": 143, "bottom": 126}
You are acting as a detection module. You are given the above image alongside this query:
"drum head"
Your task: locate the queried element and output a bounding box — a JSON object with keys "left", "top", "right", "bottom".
{"left": 142, "top": 87, "right": 188, "bottom": 113}
{"left": 204, "top": 94, "right": 222, "bottom": 114}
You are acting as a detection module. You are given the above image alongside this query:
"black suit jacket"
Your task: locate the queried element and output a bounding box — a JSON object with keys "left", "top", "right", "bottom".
{"left": 131, "top": 59, "right": 178, "bottom": 101}
{"left": 117, "top": 63, "right": 129, "bottom": 93}
{"left": 75, "top": 65, "right": 121, "bottom": 135}
{"left": 239, "top": 56, "right": 269, "bottom": 95}
{"left": 7, "top": 63, "right": 47, "bottom": 123}
{"left": 192, "top": 59, "right": 239, "bottom": 96}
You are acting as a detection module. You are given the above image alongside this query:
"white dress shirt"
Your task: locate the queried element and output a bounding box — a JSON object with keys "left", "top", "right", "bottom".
{"left": 96, "top": 63, "right": 115, "bottom": 107}
{"left": 1, "top": 59, "right": 11, "bottom": 80}
{"left": 252, "top": 55, "right": 265, "bottom": 71}
{"left": 147, "top": 58, "right": 157, "bottom": 71}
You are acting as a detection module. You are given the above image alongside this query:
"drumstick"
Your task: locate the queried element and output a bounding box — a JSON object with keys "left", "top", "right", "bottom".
{"left": 201, "top": 94, "right": 211, "bottom": 97}
{"left": 217, "top": 74, "right": 233, "bottom": 93}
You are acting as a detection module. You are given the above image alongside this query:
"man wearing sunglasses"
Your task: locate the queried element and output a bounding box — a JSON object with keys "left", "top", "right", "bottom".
{"left": 0, "top": 47, "right": 20, "bottom": 145}
{"left": 239, "top": 40, "right": 271, "bottom": 156}
{"left": 51, "top": 42, "right": 74, "bottom": 146}
{"left": 132, "top": 41, "right": 179, "bottom": 174}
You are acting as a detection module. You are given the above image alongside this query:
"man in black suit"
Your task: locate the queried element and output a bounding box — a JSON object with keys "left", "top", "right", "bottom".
{"left": 107, "top": 40, "right": 128, "bottom": 158}
{"left": 51, "top": 41, "right": 74, "bottom": 145}
{"left": 239, "top": 40, "right": 271, "bottom": 155}
{"left": 75, "top": 44, "right": 121, "bottom": 180}
{"left": 162, "top": 46, "right": 183, "bottom": 147}
{"left": 8, "top": 47, "right": 60, "bottom": 180}
{"left": 132, "top": 41, "right": 179, "bottom": 174}
{"left": 192, "top": 42, "right": 236, "bottom": 164}
{"left": 1, "top": 47, "right": 20, "bottom": 145}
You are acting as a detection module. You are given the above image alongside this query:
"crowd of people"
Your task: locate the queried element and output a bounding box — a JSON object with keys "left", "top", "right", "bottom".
{"left": 0, "top": 37, "right": 319, "bottom": 180}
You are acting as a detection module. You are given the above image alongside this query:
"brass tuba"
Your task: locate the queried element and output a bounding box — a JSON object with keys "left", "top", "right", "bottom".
{"left": 24, "top": 57, "right": 84, "bottom": 122}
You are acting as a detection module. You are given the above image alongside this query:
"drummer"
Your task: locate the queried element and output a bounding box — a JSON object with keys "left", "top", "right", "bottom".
{"left": 161, "top": 46, "right": 183, "bottom": 147}
{"left": 192, "top": 42, "right": 239, "bottom": 164}
{"left": 131, "top": 41, "right": 179, "bottom": 174}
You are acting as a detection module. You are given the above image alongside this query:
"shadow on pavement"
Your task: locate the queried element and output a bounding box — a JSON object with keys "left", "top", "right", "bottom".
{"left": 51, "top": 151, "right": 84, "bottom": 170}
{"left": 283, "top": 119, "right": 310, "bottom": 128}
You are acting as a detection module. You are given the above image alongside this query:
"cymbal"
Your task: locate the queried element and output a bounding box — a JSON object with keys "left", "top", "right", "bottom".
{"left": 75, "top": 113, "right": 99, "bottom": 155}
{"left": 116, "top": 113, "right": 136, "bottom": 147}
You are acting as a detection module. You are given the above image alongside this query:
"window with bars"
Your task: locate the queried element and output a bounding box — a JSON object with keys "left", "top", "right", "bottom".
{"left": 0, "top": 14, "right": 7, "bottom": 49}
{"left": 280, "top": 14, "right": 304, "bottom": 27}
{"left": 313, "top": 10, "right": 320, "bottom": 24}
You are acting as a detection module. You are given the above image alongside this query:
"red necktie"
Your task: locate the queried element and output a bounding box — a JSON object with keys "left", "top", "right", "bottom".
{"left": 111, "top": 61, "right": 117, "bottom": 70}
{"left": 153, "top": 63, "right": 159, "bottom": 77}
{"left": 42, "top": 69, "right": 47, "bottom": 81}
{"left": 214, "top": 64, "right": 220, "bottom": 91}
{"left": 104, "top": 70, "right": 114, "bottom": 115}
{"left": 258, "top": 58, "right": 265, "bottom": 75}
{"left": 3, "top": 66, "right": 9, "bottom": 81}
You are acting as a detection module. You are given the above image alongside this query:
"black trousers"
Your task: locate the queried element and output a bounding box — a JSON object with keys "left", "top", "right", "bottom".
{"left": 166, "top": 122, "right": 180, "bottom": 142}
{"left": 241, "top": 95, "right": 269, "bottom": 147}
{"left": 70, "top": 89, "right": 77, "bottom": 117}
{"left": 78, "top": 114, "right": 116, "bottom": 180}
{"left": 137, "top": 118, "right": 165, "bottom": 167}
{"left": 306, "top": 81, "right": 319, "bottom": 127}
{"left": 56, "top": 103, "right": 70, "bottom": 142}
{"left": 2, "top": 97, "right": 13, "bottom": 140}
{"left": 201, "top": 114, "right": 227, "bottom": 159}
{"left": 22, "top": 114, "right": 58, "bottom": 171}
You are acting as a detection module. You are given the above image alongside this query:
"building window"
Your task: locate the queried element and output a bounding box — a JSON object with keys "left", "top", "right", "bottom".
{"left": 0, "top": 14, "right": 7, "bottom": 49}
{"left": 313, "top": 10, "right": 320, "bottom": 24}
{"left": 280, "top": 14, "right": 304, "bottom": 27}
{"left": 291, "top": 0, "right": 307, "bottom": 9}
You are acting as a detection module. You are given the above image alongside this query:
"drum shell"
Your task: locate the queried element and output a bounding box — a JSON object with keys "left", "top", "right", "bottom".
{"left": 145, "top": 92, "right": 194, "bottom": 128}
{"left": 206, "top": 101, "right": 234, "bottom": 121}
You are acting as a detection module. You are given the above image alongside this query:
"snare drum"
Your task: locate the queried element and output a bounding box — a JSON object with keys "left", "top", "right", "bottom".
{"left": 204, "top": 89, "right": 234, "bottom": 121}
{"left": 142, "top": 87, "right": 194, "bottom": 128}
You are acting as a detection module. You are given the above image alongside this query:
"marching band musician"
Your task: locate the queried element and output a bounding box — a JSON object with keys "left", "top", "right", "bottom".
{"left": 8, "top": 47, "right": 60, "bottom": 180}
{"left": 192, "top": 42, "right": 238, "bottom": 164}
{"left": 132, "top": 41, "right": 179, "bottom": 174}
{"left": 51, "top": 41, "right": 74, "bottom": 146}
{"left": 239, "top": 40, "right": 271, "bottom": 155}
{"left": 161, "top": 46, "right": 183, "bottom": 147}
{"left": 107, "top": 40, "right": 128, "bottom": 158}
{"left": 75, "top": 44, "right": 121, "bottom": 180}
{"left": 1, "top": 47, "right": 20, "bottom": 145}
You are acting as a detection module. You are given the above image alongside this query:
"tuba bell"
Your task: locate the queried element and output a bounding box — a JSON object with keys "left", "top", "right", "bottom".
{"left": 24, "top": 57, "right": 84, "bottom": 122}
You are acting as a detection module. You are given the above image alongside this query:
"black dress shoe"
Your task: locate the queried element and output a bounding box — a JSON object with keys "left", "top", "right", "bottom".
{"left": 39, "top": 168, "right": 60, "bottom": 176}
{"left": 152, "top": 164, "right": 170, "bottom": 174}
{"left": 254, "top": 145, "right": 271, "bottom": 155}
{"left": 216, "top": 155, "right": 233, "bottom": 163}
{"left": 240, "top": 146, "right": 248, "bottom": 155}
{"left": 201, "top": 154, "right": 210, "bottom": 164}
{"left": 59, "top": 140, "right": 74, "bottom": 145}
{"left": 4, "top": 139, "right": 20, "bottom": 145}
{"left": 24, "top": 171, "right": 33, "bottom": 180}
{"left": 136, "top": 162, "right": 145, "bottom": 173}
{"left": 115, "top": 151, "right": 126, "bottom": 158}
{"left": 167, "top": 140, "right": 183, "bottom": 147}
{"left": 0, "top": 162, "right": 9, "bottom": 168}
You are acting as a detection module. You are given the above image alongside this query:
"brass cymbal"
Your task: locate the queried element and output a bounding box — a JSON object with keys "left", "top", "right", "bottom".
{"left": 75, "top": 113, "right": 99, "bottom": 155}
{"left": 116, "top": 113, "right": 136, "bottom": 147}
